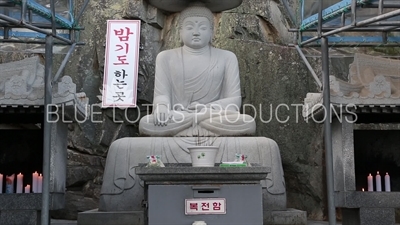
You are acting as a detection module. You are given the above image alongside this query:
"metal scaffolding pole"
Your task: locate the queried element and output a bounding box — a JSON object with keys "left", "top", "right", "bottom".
{"left": 294, "top": 45, "right": 322, "bottom": 89}
{"left": 0, "top": 14, "right": 73, "bottom": 44}
{"left": 53, "top": 43, "right": 77, "bottom": 83}
{"left": 317, "top": 1, "right": 336, "bottom": 222}
{"left": 41, "top": 34, "right": 53, "bottom": 225}
{"left": 289, "top": 27, "right": 400, "bottom": 32}
{"left": 321, "top": 37, "right": 336, "bottom": 225}
{"left": 42, "top": 0, "right": 57, "bottom": 223}
{"left": 300, "top": 8, "right": 400, "bottom": 46}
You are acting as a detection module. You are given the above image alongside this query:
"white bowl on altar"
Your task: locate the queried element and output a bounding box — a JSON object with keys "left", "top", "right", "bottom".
{"left": 188, "top": 146, "right": 218, "bottom": 167}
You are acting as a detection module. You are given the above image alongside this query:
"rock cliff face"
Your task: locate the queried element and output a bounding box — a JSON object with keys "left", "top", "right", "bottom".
{"left": 50, "top": 0, "right": 326, "bottom": 220}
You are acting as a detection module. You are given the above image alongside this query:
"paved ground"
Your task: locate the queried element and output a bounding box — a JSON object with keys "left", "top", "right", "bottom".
{"left": 50, "top": 219, "right": 400, "bottom": 225}
{"left": 51, "top": 219, "right": 400, "bottom": 225}
{"left": 51, "top": 220, "right": 78, "bottom": 225}
{"left": 308, "top": 222, "right": 340, "bottom": 225}
{"left": 51, "top": 220, "right": 340, "bottom": 225}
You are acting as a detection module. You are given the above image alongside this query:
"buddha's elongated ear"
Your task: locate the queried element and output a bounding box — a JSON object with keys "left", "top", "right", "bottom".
{"left": 180, "top": 29, "right": 184, "bottom": 46}
{"left": 209, "top": 29, "right": 214, "bottom": 45}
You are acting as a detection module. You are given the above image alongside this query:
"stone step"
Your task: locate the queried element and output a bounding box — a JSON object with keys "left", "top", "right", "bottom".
{"left": 77, "top": 209, "right": 144, "bottom": 225}
{"left": 0, "top": 193, "right": 64, "bottom": 210}
{"left": 77, "top": 208, "right": 308, "bottom": 225}
{"left": 0, "top": 210, "right": 39, "bottom": 225}
{"left": 264, "top": 208, "right": 307, "bottom": 225}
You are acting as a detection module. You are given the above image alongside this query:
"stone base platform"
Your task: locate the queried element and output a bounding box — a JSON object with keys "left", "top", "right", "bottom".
{"left": 264, "top": 208, "right": 307, "bottom": 225}
{"left": 0, "top": 210, "right": 41, "bottom": 225}
{"left": 78, "top": 208, "right": 307, "bottom": 225}
{"left": 336, "top": 191, "right": 400, "bottom": 225}
{"left": 77, "top": 209, "right": 144, "bottom": 225}
{"left": 342, "top": 208, "right": 396, "bottom": 225}
{"left": 0, "top": 193, "right": 64, "bottom": 225}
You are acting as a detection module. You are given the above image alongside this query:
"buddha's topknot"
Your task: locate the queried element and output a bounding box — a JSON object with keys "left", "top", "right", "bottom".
{"left": 179, "top": 4, "right": 214, "bottom": 30}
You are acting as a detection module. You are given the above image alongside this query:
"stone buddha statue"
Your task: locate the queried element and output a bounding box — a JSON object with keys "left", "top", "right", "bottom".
{"left": 100, "top": 4, "right": 287, "bottom": 214}
{"left": 139, "top": 4, "right": 255, "bottom": 137}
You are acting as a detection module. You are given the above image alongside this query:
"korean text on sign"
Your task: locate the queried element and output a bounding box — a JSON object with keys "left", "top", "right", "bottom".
{"left": 185, "top": 198, "right": 226, "bottom": 215}
{"left": 102, "top": 20, "right": 141, "bottom": 108}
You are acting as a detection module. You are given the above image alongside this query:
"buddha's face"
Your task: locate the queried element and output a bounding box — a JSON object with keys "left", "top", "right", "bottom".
{"left": 181, "top": 16, "right": 212, "bottom": 49}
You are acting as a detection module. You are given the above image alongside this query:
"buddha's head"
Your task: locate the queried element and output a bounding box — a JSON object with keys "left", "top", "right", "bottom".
{"left": 179, "top": 4, "right": 214, "bottom": 49}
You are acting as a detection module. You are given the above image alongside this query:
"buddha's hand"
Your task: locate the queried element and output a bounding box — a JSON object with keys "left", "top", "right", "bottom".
{"left": 187, "top": 102, "right": 207, "bottom": 112}
{"left": 153, "top": 104, "right": 171, "bottom": 126}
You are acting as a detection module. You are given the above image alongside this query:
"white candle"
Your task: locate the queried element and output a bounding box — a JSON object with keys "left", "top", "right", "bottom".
{"left": 0, "top": 173, "right": 3, "bottom": 194}
{"left": 362, "top": 188, "right": 365, "bottom": 192}
{"left": 385, "top": 172, "right": 391, "bottom": 192}
{"left": 24, "top": 185, "right": 30, "bottom": 193}
{"left": 376, "top": 171, "right": 382, "bottom": 192}
{"left": 367, "top": 173, "right": 373, "bottom": 191}
{"left": 6, "top": 174, "right": 14, "bottom": 193}
{"left": 38, "top": 174, "right": 43, "bottom": 193}
{"left": 32, "top": 172, "right": 38, "bottom": 193}
{"left": 16, "top": 173, "right": 23, "bottom": 193}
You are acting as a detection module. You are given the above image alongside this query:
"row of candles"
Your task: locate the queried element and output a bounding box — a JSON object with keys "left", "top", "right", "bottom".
{"left": 0, "top": 172, "right": 43, "bottom": 194}
{"left": 363, "top": 172, "right": 391, "bottom": 192}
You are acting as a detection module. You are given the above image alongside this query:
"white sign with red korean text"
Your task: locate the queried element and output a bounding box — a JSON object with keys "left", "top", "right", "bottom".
{"left": 185, "top": 198, "right": 226, "bottom": 215}
{"left": 102, "top": 20, "right": 140, "bottom": 108}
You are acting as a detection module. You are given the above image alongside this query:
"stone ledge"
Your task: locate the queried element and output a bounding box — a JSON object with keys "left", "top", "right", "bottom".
{"left": 77, "top": 209, "right": 144, "bottom": 225}
{"left": 360, "top": 208, "right": 395, "bottom": 225}
{"left": 135, "top": 163, "right": 270, "bottom": 184}
{"left": 0, "top": 193, "right": 64, "bottom": 210}
{"left": 0, "top": 210, "right": 40, "bottom": 225}
{"left": 79, "top": 208, "right": 306, "bottom": 225}
{"left": 335, "top": 191, "right": 400, "bottom": 208}
{"left": 264, "top": 208, "right": 307, "bottom": 225}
